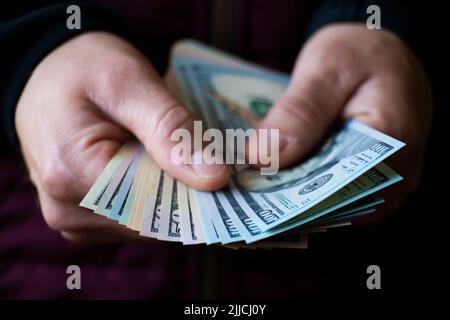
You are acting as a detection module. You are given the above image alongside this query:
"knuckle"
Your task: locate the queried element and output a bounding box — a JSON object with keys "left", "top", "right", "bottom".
{"left": 40, "top": 156, "right": 73, "bottom": 201}
{"left": 322, "top": 45, "right": 357, "bottom": 72}
{"left": 94, "top": 55, "right": 141, "bottom": 102}
{"left": 306, "top": 29, "right": 359, "bottom": 74}
{"left": 106, "top": 55, "right": 141, "bottom": 81}
{"left": 276, "top": 95, "right": 320, "bottom": 127}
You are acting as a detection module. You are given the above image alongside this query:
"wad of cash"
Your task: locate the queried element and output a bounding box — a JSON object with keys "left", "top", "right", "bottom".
{"left": 80, "top": 40, "right": 405, "bottom": 249}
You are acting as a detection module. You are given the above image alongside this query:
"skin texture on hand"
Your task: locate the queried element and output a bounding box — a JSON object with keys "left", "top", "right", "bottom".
{"left": 15, "top": 32, "right": 229, "bottom": 242}
{"left": 250, "top": 24, "right": 433, "bottom": 223}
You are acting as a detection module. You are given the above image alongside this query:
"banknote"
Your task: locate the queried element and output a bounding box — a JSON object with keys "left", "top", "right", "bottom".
{"left": 139, "top": 171, "right": 165, "bottom": 237}
{"left": 179, "top": 184, "right": 204, "bottom": 245}
{"left": 191, "top": 191, "right": 221, "bottom": 244}
{"left": 155, "top": 174, "right": 175, "bottom": 239}
{"left": 80, "top": 142, "right": 138, "bottom": 210}
{"left": 108, "top": 148, "right": 144, "bottom": 221}
{"left": 93, "top": 145, "right": 142, "bottom": 217}
{"left": 218, "top": 163, "right": 400, "bottom": 243}
{"left": 158, "top": 180, "right": 183, "bottom": 242}
{"left": 118, "top": 154, "right": 149, "bottom": 226}
{"left": 129, "top": 156, "right": 161, "bottom": 231}
{"left": 139, "top": 172, "right": 175, "bottom": 238}
{"left": 172, "top": 56, "right": 289, "bottom": 130}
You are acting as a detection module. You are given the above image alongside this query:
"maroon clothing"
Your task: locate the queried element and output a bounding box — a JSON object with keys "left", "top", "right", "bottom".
{"left": 96, "top": 0, "right": 315, "bottom": 72}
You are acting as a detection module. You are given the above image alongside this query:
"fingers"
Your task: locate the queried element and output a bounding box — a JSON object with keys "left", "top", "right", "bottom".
{"left": 250, "top": 87, "right": 338, "bottom": 168}
{"left": 38, "top": 191, "right": 148, "bottom": 243}
{"left": 249, "top": 27, "right": 368, "bottom": 168}
{"left": 83, "top": 34, "right": 229, "bottom": 191}
{"left": 343, "top": 74, "right": 430, "bottom": 199}
{"left": 119, "top": 80, "right": 229, "bottom": 191}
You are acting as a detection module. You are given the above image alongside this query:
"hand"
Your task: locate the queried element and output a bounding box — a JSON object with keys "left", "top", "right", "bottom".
{"left": 251, "top": 24, "right": 433, "bottom": 223}
{"left": 15, "top": 32, "right": 229, "bottom": 242}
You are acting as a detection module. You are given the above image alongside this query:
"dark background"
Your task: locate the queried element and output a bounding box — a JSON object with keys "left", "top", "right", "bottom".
{"left": 0, "top": 0, "right": 448, "bottom": 300}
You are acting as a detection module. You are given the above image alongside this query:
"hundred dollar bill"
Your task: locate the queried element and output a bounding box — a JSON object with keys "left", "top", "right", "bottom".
{"left": 201, "top": 191, "right": 245, "bottom": 244}
{"left": 129, "top": 155, "right": 160, "bottom": 231}
{"left": 118, "top": 153, "right": 150, "bottom": 226}
{"left": 222, "top": 163, "right": 401, "bottom": 243}
{"left": 172, "top": 56, "right": 289, "bottom": 130}
{"left": 94, "top": 145, "right": 143, "bottom": 217}
{"left": 173, "top": 56, "right": 288, "bottom": 167}
{"left": 155, "top": 174, "right": 175, "bottom": 238}
{"left": 190, "top": 191, "right": 221, "bottom": 244}
{"left": 179, "top": 183, "right": 204, "bottom": 244}
{"left": 313, "top": 197, "right": 383, "bottom": 224}
{"left": 325, "top": 208, "right": 376, "bottom": 223}
{"left": 158, "top": 180, "right": 183, "bottom": 242}
{"left": 80, "top": 142, "right": 138, "bottom": 210}
{"left": 287, "top": 195, "right": 380, "bottom": 229}
{"left": 172, "top": 40, "right": 265, "bottom": 73}
{"left": 139, "top": 171, "right": 163, "bottom": 237}
{"left": 108, "top": 148, "right": 144, "bottom": 221}
{"left": 139, "top": 172, "right": 173, "bottom": 238}
{"left": 132, "top": 159, "right": 161, "bottom": 231}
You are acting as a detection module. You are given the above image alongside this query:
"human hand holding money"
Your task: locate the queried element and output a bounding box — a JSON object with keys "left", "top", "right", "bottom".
{"left": 15, "top": 32, "right": 228, "bottom": 242}
{"left": 79, "top": 31, "right": 425, "bottom": 249}
{"left": 249, "top": 24, "right": 432, "bottom": 222}
{"left": 16, "top": 24, "right": 431, "bottom": 245}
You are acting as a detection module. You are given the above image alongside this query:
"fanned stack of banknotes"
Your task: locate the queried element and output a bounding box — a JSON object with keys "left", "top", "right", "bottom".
{"left": 80, "top": 40, "right": 405, "bottom": 249}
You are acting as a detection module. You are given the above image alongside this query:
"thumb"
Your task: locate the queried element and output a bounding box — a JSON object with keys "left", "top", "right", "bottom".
{"left": 250, "top": 82, "right": 341, "bottom": 168}
{"left": 250, "top": 51, "right": 367, "bottom": 168}
{"left": 91, "top": 57, "right": 229, "bottom": 191}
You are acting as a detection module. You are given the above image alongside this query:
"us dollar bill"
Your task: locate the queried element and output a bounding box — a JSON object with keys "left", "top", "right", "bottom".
{"left": 108, "top": 148, "right": 144, "bottom": 221}
{"left": 139, "top": 171, "right": 165, "bottom": 238}
{"left": 158, "top": 180, "right": 182, "bottom": 241}
{"left": 190, "top": 191, "right": 222, "bottom": 245}
{"left": 118, "top": 153, "right": 150, "bottom": 226}
{"left": 93, "top": 145, "right": 143, "bottom": 217}
{"left": 80, "top": 142, "right": 138, "bottom": 211}
{"left": 179, "top": 183, "right": 204, "bottom": 244}
{"left": 218, "top": 163, "right": 401, "bottom": 243}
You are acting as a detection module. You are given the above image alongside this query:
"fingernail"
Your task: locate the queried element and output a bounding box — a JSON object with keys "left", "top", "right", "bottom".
{"left": 191, "top": 150, "right": 226, "bottom": 178}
